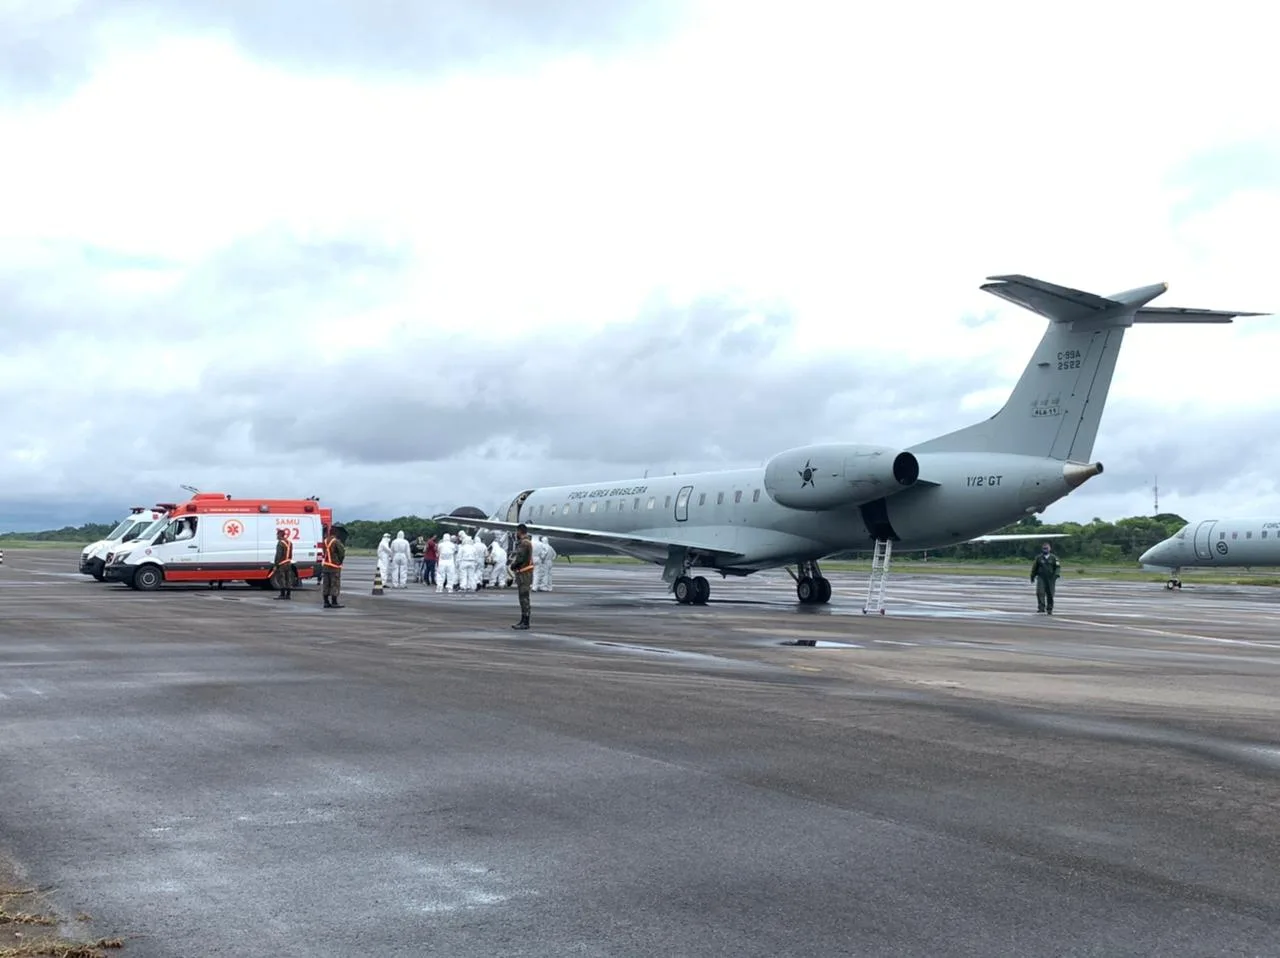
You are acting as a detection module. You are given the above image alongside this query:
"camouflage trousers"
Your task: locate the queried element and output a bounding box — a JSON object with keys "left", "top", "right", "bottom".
{"left": 515, "top": 570, "right": 533, "bottom": 618}
{"left": 271, "top": 563, "right": 298, "bottom": 590}
{"left": 322, "top": 567, "right": 342, "bottom": 598}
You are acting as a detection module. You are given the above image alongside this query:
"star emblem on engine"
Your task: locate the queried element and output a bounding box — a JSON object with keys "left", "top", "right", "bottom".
{"left": 798, "top": 460, "right": 816, "bottom": 488}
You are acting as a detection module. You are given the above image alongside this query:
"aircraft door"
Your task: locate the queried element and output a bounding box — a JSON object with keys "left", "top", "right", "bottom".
{"left": 505, "top": 490, "right": 534, "bottom": 523}
{"left": 1193, "top": 519, "right": 1216, "bottom": 560}
{"left": 674, "top": 485, "right": 693, "bottom": 522}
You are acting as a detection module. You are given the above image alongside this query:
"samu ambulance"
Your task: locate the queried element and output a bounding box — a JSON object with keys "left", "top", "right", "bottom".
{"left": 102, "top": 493, "right": 333, "bottom": 591}
{"left": 79, "top": 506, "right": 169, "bottom": 580}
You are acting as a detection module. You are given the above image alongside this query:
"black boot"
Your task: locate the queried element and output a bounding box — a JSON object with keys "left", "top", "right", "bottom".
{"left": 275, "top": 589, "right": 287, "bottom": 600}
{"left": 284, "top": 589, "right": 292, "bottom": 600}
{"left": 323, "top": 596, "right": 332, "bottom": 608}
{"left": 511, "top": 615, "right": 529, "bottom": 630}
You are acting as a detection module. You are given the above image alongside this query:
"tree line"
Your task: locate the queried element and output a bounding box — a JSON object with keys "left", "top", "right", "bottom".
{"left": 2, "top": 513, "right": 1188, "bottom": 562}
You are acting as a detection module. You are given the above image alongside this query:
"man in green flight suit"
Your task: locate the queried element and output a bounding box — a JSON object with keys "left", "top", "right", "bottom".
{"left": 1030, "top": 541, "right": 1061, "bottom": 614}
{"left": 508, "top": 523, "right": 534, "bottom": 630}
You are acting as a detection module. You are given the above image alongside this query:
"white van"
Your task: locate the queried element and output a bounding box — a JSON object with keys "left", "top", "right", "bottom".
{"left": 79, "top": 507, "right": 168, "bottom": 581}
{"left": 102, "top": 495, "right": 328, "bottom": 591}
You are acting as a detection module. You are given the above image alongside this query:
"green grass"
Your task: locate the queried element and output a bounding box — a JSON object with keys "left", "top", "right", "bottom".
{"left": 0, "top": 539, "right": 82, "bottom": 550}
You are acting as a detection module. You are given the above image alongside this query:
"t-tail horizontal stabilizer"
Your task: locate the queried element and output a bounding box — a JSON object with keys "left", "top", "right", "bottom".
{"left": 981, "top": 274, "right": 1269, "bottom": 326}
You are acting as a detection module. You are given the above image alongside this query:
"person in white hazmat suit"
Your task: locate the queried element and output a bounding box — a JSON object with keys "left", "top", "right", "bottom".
{"left": 531, "top": 535, "right": 549, "bottom": 591}
{"left": 389, "top": 530, "right": 411, "bottom": 588}
{"left": 456, "top": 531, "right": 479, "bottom": 591}
{"left": 535, "top": 536, "right": 557, "bottom": 591}
{"left": 488, "top": 538, "right": 508, "bottom": 588}
{"left": 436, "top": 534, "right": 457, "bottom": 593}
{"left": 376, "top": 533, "right": 392, "bottom": 584}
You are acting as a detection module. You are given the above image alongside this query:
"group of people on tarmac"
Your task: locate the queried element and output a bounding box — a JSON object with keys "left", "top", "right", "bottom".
{"left": 374, "top": 530, "right": 557, "bottom": 594}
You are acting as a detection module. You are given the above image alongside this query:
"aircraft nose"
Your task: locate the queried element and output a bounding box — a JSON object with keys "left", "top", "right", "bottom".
{"left": 1139, "top": 545, "right": 1158, "bottom": 564}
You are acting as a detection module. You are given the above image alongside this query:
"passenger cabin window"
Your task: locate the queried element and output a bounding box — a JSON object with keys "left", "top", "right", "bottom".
{"left": 753, "top": 489, "right": 760, "bottom": 502}
{"left": 1220, "top": 532, "right": 1226, "bottom": 540}
{"left": 578, "top": 503, "right": 584, "bottom": 513}
{"left": 664, "top": 496, "right": 671, "bottom": 509}
{"left": 1264, "top": 531, "right": 1270, "bottom": 539}
{"left": 590, "top": 503, "right": 597, "bottom": 513}
{"left": 1232, "top": 532, "right": 1238, "bottom": 539}
{"left": 698, "top": 493, "right": 706, "bottom": 506}
{"left": 604, "top": 500, "right": 611, "bottom": 511}
{"left": 1247, "top": 531, "right": 1253, "bottom": 539}
{"left": 634, "top": 497, "right": 640, "bottom": 510}
{"left": 717, "top": 492, "right": 724, "bottom": 505}
{"left": 734, "top": 490, "right": 742, "bottom": 503}
{"left": 563, "top": 504, "right": 569, "bottom": 514}
{"left": 550, "top": 505, "right": 558, "bottom": 516}
{"left": 647, "top": 497, "right": 655, "bottom": 510}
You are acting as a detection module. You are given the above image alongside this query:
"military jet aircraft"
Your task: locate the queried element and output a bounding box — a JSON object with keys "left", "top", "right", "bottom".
{"left": 437, "top": 274, "right": 1265, "bottom": 611}
{"left": 1140, "top": 517, "right": 1280, "bottom": 589}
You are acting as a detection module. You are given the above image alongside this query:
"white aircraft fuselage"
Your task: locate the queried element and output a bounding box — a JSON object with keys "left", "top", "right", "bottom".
{"left": 1140, "top": 517, "right": 1280, "bottom": 588}
{"left": 497, "top": 452, "right": 1099, "bottom": 572}
{"left": 438, "top": 274, "right": 1266, "bottom": 607}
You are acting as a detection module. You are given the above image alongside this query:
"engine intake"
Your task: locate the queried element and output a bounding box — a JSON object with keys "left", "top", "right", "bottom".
{"left": 764, "top": 443, "right": 919, "bottom": 511}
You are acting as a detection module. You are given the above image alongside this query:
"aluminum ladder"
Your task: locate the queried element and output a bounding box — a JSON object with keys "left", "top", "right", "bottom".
{"left": 862, "top": 538, "right": 892, "bottom": 614}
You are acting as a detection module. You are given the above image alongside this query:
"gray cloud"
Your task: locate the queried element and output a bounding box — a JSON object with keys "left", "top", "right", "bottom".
{"left": 0, "top": 0, "right": 689, "bottom": 100}
{"left": 185, "top": 297, "right": 1000, "bottom": 472}
{"left": 1, "top": 230, "right": 413, "bottom": 349}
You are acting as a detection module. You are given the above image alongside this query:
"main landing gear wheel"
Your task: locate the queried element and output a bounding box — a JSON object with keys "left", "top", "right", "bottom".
{"left": 674, "top": 575, "right": 710, "bottom": 605}
{"left": 1166, "top": 578, "right": 1182, "bottom": 590}
{"left": 794, "top": 560, "right": 832, "bottom": 605}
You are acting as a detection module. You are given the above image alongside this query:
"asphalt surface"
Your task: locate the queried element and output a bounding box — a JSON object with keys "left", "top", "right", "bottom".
{"left": 3, "top": 548, "right": 1280, "bottom": 957}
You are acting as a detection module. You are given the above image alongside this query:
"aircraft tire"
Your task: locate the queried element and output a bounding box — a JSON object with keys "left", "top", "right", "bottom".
{"left": 816, "top": 577, "right": 832, "bottom": 604}
{"left": 692, "top": 576, "right": 710, "bottom": 605}
{"left": 796, "top": 577, "right": 816, "bottom": 604}
{"left": 674, "top": 575, "right": 694, "bottom": 604}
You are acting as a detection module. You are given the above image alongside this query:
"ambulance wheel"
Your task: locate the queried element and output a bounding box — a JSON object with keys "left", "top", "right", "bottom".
{"left": 92, "top": 569, "right": 105, "bottom": 582}
{"left": 133, "top": 565, "right": 164, "bottom": 591}
{"left": 691, "top": 576, "right": 710, "bottom": 604}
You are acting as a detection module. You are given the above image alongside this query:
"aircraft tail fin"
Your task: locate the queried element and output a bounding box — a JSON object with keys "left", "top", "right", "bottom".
{"left": 910, "top": 275, "right": 1261, "bottom": 462}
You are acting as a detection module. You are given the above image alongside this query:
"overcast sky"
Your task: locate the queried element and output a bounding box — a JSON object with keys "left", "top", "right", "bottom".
{"left": 3, "top": 0, "right": 1279, "bottom": 533}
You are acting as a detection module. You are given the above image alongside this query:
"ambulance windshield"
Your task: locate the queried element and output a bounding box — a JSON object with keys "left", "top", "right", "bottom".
{"left": 105, "top": 518, "right": 135, "bottom": 539}
{"left": 135, "top": 516, "right": 168, "bottom": 542}
{"left": 118, "top": 518, "right": 151, "bottom": 542}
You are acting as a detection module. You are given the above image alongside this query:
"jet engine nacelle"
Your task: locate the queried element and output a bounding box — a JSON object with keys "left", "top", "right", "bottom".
{"left": 764, "top": 443, "right": 920, "bottom": 511}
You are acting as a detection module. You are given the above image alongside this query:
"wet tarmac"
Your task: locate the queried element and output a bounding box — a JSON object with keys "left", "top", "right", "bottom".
{"left": 2, "top": 548, "right": 1280, "bottom": 956}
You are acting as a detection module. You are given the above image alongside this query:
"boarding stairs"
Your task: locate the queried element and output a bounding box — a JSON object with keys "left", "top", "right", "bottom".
{"left": 862, "top": 538, "right": 892, "bottom": 614}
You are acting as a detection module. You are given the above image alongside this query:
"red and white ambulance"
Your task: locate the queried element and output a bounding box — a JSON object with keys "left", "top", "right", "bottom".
{"left": 102, "top": 493, "right": 333, "bottom": 591}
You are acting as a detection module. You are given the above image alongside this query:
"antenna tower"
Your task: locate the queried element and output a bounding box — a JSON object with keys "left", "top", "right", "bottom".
{"left": 1153, "top": 475, "right": 1159, "bottom": 515}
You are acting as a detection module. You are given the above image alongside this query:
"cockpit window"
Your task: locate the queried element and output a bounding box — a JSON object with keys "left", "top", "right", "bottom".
{"left": 1174, "top": 523, "right": 1190, "bottom": 539}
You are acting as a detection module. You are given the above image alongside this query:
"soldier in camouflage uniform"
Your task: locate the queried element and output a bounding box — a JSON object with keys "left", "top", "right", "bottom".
{"left": 322, "top": 524, "right": 346, "bottom": 609}
{"left": 508, "top": 523, "right": 535, "bottom": 630}
{"left": 271, "top": 527, "right": 296, "bottom": 600}
{"left": 1030, "top": 541, "right": 1061, "bottom": 614}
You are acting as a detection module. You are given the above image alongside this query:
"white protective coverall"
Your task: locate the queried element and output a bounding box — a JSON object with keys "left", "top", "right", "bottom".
{"left": 436, "top": 534, "right": 457, "bottom": 592}
{"left": 456, "top": 532, "right": 478, "bottom": 591}
{"left": 535, "top": 536, "right": 557, "bottom": 592}
{"left": 531, "top": 535, "right": 549, "bottom": 591}
{"left": 488, "top": 540, "right": 508, "bottom": 587}
{"left": 390, "top": 530, "right": 411, "bottom": 588}
{"left": 470, "top": 536, "right": 487, "bottom": 587}
{"left": 376, "top": 533, "right": 392, "bottom": 584}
